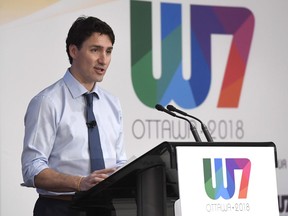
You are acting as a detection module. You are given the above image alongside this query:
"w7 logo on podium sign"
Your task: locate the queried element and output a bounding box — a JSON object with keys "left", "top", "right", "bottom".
{"left": 203, "top": 158, "right": 251, "bottom": 200}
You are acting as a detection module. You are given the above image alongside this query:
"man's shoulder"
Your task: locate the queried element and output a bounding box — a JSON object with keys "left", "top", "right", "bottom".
{"left": 36, "top": 78, "right": 66, "bottom": 98}
{"left": 29, "top": 78, "right": 66, "bottom": 108}
{"left": 97, "top": 86, "right": 120, "bottom": 101}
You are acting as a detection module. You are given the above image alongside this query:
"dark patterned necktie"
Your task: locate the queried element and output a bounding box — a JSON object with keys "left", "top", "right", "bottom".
{"left": 84, "top": 93, "right": 105, "bottom": 171}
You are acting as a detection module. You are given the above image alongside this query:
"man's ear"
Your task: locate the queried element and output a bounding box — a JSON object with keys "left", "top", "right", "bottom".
{"left": 69, "top": 44, "right": 78, "bottom": 59}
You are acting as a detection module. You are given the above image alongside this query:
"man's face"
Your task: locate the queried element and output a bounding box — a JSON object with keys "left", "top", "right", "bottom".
{"left": 69, "top": 32, "right": 113, "bottom": 91}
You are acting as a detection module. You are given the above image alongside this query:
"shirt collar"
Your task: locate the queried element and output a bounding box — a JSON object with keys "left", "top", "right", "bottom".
{"left": 63, "top": 69, "right": 86, "bottom": 98}
{"left": 90, "top": 83, "right": 100, "bottom": 99}
{"left": 63, "top": 69, "right": 100, "bottom": 99}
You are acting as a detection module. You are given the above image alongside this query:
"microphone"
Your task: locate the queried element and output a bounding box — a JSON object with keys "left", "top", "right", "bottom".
{"left": 166, "top": 105, "right": 213, "bottom": 142}
{"left": 155, "top": 104, "right": 202, "bottom": 142}
{"left": 86, "top": 120, "right": 96, "bottom": 128}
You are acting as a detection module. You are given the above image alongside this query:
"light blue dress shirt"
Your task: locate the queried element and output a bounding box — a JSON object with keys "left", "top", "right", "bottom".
{"left": 21, "top": 70, "right": 127, "bottom": 195}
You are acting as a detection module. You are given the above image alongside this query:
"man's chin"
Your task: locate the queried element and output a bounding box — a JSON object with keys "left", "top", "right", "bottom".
{"left": 95, "top": 77, "right": 104, "bottom": 83}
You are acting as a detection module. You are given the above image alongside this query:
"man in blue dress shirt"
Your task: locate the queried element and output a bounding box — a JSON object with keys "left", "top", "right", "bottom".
{"left": 21, "top": 16, "right": 127, "bottom": 216}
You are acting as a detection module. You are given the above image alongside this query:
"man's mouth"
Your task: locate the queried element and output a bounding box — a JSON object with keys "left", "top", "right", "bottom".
{"left": 95, "top": 67, "right": 105, "bottom": 73}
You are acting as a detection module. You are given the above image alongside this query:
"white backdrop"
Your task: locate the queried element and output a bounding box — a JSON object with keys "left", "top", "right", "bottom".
{"left": 1, "top": 0, "right": 288, "bottom": 215}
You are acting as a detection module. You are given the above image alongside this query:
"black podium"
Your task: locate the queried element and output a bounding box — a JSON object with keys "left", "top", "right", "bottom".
{"left": 71, "top": 142, "right": 278, "bottom": 216}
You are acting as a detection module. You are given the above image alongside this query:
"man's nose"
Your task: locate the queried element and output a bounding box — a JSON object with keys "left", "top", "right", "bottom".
{"left": 98, "top": 52, "right": 107, "bottom": 64}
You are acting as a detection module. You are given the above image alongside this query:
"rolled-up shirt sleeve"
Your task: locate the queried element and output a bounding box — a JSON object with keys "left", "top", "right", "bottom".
{"left": 21, "top": 94, "right": 56, "bottom": 187}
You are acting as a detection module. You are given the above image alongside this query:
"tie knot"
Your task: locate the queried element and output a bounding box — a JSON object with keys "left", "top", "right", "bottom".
{"left": 84, "top": 93, "right": 94, "bottom": 106}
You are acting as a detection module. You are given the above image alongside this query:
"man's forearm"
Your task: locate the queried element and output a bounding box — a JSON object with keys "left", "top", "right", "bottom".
{"left": 34, "top": 168, "right": 82, "bottom": 192}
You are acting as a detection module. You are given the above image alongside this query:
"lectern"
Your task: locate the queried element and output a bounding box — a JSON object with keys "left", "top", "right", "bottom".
{"left": 71, "top": 142, "right": 278, "bottom": 216}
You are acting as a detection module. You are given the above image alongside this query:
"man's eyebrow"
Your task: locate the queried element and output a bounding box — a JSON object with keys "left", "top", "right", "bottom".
{"left": 90, "top": 45, "right": 113, "bottom": 50}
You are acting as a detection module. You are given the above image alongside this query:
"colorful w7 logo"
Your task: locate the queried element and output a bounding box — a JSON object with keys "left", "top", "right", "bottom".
{"left": 203, "top": 158, "right": 251, "bottom": 200}
{"left": 131, "top": 1, "right": 254, "bottom": 108}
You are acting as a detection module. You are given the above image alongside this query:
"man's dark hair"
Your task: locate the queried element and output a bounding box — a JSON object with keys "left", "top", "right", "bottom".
{"left": 66, "top": 16, "right": 115, "bottom": 64}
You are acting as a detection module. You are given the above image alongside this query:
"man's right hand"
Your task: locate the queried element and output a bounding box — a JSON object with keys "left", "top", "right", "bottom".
{"left": 79, "top": 168, "right": 116, "bottom": 191}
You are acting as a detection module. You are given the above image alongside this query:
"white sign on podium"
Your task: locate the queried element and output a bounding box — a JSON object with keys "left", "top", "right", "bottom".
{"left": 176, "top": 144, "right": 279, "bottom": 215}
